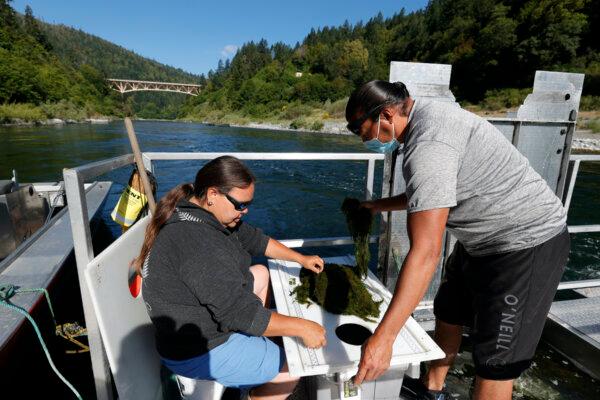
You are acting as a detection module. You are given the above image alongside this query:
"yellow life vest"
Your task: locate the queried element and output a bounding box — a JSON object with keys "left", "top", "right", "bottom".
{"left": 111, "top": 184, "right": 147, "bottom": 228}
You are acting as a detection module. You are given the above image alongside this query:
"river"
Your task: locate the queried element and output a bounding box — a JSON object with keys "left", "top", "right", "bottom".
{"left": 1, "top": 120, "right": 599, "bottom": 398}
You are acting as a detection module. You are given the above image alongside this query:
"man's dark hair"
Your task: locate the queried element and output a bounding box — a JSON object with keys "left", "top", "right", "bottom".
{"left": 345, "top": 81, "right": 411, "bottom": 133}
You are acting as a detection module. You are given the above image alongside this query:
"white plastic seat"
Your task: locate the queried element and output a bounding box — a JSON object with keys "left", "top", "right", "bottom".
{"left": 176, "top": 375, "right": 225, "bottom": 400}
{"left": 84, "top": 216, "right": 224, "bottom": 399}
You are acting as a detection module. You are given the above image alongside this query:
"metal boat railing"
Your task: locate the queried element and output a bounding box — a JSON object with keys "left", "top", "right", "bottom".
{"left": 63, "top": 151, "right": 384, "bottom": 400}
{"left": 557, "top": 153, "right": 600, "bottom": 290}
{"left": 63, "top": 150, "right": 599, "bottom": 399}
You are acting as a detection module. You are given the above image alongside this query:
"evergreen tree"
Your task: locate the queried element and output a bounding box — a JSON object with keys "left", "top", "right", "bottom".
{"left": 24, "top": 5, "right": 52, "bottom": 51}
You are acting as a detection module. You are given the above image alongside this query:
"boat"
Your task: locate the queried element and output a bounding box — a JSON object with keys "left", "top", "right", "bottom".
{"left": 0, "top": 174, "right": 111, "bottom": 395}
{"left": 2, "top": 61, "right": 600, "bottom": 399}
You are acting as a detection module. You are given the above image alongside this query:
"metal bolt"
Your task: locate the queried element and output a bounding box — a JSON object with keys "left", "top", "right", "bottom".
{"left": 560, "top": 129, "right": 566, "bottom": 135}
{"left": 557, "top": 149, "right": 562, "bottom": 154}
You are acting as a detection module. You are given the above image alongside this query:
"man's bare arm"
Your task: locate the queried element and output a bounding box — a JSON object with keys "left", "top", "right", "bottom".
{"left": 363, "top": 193, "right": 408, "bottom": 213}
{"left": 353, "top": 207, "right": 449, "bottom": 385}
{"left": 376, "top": 207, "right": 448, "bottom": 338}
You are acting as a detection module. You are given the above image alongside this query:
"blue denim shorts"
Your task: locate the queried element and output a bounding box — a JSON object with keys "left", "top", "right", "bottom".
{"left": 161, "top": 333, "right": 286, "bottom": 389}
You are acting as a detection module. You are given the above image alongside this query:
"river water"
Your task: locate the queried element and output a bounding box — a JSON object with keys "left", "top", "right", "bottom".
{"left": 1, "top": 120, "right": 599, "bottom": 398}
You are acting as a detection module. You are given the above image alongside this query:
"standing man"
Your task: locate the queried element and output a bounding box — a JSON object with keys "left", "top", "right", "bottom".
{"left": 345, "top": 80, "right": 570, "bottom": 399}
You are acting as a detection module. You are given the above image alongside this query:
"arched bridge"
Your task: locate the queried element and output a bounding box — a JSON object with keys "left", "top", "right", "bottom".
{"left": 106, "top": 79, "right": 202, "bottom": 96}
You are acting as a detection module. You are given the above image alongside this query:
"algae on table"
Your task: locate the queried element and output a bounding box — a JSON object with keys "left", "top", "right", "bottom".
{"left": 291, "top": 198, "right": 381, "bottom": 321}
{"left": 341, "top": 197, "right": 373, "bottom": 279}
{"left": 292, "top": 263, "right": 382, "bottom": 322}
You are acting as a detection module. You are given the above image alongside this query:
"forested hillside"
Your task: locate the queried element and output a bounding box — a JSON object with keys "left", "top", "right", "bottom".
{"left": 181, "top": 0, "right": 599, "bottom": 126}
{"left": 39, "top": 21, "right": 201, "bottom": 119}
{"left": 1, "top": 0, "right": 598, "bottom": 126}
{"left": 0, "top": 0, "right": 200, "bottom": 122}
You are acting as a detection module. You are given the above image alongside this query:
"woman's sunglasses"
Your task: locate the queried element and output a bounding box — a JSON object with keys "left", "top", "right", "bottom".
{"left": 225, "top": 193, "right": 252, "bottom": 211}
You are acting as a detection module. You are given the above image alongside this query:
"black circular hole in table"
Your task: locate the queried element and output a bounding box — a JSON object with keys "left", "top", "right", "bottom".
{"left": 335, "top": 323, "right": 373, "bottom": 346}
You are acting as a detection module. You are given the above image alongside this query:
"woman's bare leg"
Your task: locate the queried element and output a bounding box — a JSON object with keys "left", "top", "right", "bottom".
{"left": 248, "top": 266, "right": 296, "bottom": 399}
{"left": 250, "top": 264, "right": 271, "bottom": 306}
{"left": 250, "top": 362, "right": 299, "bottom": 400}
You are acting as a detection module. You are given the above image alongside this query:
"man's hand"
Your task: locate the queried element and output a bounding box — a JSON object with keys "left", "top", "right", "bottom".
{"left": 353, "top": 332, "right": 395, "bottom": 385}
{"left": 359, "top": 200, "right": 377, "bottom": 214}
{"left": 300, "top": 255, "right": 324, "bottom": 273}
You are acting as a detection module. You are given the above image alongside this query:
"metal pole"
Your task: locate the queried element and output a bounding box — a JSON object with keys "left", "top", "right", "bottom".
{"left": 365, "top": 159, "right": 375, "bottom": 200}
{"left": 563, "top": 159, "right": 580, "bottom": 211}
{"left": 557, "top": 278, "right": 600, "bottom": 291}
{"left": 511, "top": 121, "right": 522, "bottom": 146}
{"left": 63, "top": 168, "right": 114, "bottom": 400}
{"left": 124, "top": 117, "right": 157, "bottom": 213}
{"left": 556, "top": 122, "right": 577, "bottom": 198}
{"left": 142, "top": 153, "right": 154, "bottom": 174}
{"left": 568, "top": 224, "right": 600, "bottom": 234}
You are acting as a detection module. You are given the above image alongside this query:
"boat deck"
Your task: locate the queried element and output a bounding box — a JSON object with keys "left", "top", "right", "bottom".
{"left": 545, "top": 295, "right": 600, "bottom": 380}
{"left": 0, "top": 181, "right": 111, "bottom": 350}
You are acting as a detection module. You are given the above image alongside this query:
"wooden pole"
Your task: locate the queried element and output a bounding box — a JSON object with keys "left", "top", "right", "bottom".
{"left": 124, "top": 117, "right": 157, "bottom": 213}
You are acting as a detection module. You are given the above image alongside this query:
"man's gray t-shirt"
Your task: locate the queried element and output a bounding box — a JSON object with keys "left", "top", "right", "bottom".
{"left": 402, "top": 99, "right": 567, "bottom": 256}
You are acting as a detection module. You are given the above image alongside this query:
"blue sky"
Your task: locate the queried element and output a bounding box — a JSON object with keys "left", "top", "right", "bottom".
{"left": 12, "top": 0, "right": 428, "bottom": 76}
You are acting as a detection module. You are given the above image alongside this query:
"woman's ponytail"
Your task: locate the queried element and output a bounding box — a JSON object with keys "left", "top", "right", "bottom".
{"left": 133, "top": 183, "right": 194, "bottom": 275}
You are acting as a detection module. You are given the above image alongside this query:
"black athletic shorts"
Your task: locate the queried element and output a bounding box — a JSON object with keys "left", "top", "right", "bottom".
{"left": 433, "top": 227, "right": 570, "bottom": 380}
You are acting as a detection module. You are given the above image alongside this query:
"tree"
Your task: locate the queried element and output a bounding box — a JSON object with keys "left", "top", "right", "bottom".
{"left": 513, "top": 0, "right": 588, "bottom": 69}
{"left": 271, "top": 41, "right": 293, "bottom": 62}
{"left": 23, "top": 5, "right": 52, "bottom": 51}
{"left": 331, "top": 40, "right": 369, "bottom": 84}
{"left": 364, "top": 12, "right": 392, "bottom": 80}
{"left": 0, "top": 0, "right": 17, "bottom": 29}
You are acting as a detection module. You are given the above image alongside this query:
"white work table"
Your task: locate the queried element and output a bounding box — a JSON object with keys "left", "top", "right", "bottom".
{"left": 268, "top": 255, "right": 444, "bottom": 379}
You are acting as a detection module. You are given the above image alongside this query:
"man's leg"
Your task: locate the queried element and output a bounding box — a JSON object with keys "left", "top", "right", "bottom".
{"left": 469, "top": 229, "right": 570, "bottom": 399}
{"left": 473, "top": 377, "right": 513, "bottom": 400}
{"left": 423, "top": 320, "right": 463, "bottom": 390}
{"left": 422, "top": 241, "right": 471, "bottom": 394}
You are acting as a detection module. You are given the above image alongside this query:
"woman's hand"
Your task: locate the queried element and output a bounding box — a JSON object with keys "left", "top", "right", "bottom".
{"left": 265, "top": 239, "right": 324, "bottom": 273}
{"left": 300, "top": 319, "right": 327, "bottom": 349}
{"left": 300, "top": 255, "right": 324, "bottom": 274}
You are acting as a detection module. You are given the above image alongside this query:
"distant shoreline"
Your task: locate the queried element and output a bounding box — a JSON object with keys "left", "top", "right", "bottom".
{"left": 3, "top": 114, "right": 599, "bottom": 152}
{"left": 1, "top": 117, "right": 112, "bottom": 127}
{"left": 227, "top": 121, "right": 351, "bottom": 136}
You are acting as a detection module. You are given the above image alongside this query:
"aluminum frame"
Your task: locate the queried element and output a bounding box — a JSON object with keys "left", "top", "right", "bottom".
{"left": 64, "top": 150, "right": 599, "bottom": 397}
{"left": 63, "top": 152, "right": 382, "bottom": 399}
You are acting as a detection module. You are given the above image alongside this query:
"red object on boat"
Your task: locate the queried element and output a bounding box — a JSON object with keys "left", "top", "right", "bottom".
{"left": 129, "top": 274, "right": 142, "bottom": 297}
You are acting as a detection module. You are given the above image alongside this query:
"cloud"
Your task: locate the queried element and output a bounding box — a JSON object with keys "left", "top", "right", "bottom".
{"left": 220, "top": 45, "right": 238, "bottom": 58}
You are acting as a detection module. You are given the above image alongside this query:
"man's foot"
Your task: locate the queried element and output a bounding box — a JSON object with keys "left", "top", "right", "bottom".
{"left": 401, "top": 377, "right": 452, "bottom": 400}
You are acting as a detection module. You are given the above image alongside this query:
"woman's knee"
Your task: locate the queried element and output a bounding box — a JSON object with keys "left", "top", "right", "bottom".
{"left": 250, "top": 264, "right": 270, "bottom": 288}
{"left": 268, "top": 362, "right": 299, "bottom": 384}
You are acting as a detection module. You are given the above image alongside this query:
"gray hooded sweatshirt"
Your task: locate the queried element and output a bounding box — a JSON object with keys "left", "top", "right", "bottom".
{"left": 142, "top": 199, "right": 272, "bottom": 360}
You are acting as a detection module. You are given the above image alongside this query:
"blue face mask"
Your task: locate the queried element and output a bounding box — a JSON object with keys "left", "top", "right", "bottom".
{"left": 363, "top": 117, "right": 399, "bottom": 153}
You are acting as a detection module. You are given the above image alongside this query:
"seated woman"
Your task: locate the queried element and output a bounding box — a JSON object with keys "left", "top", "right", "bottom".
{"left": 134, "top": 155, "right": 327, "bottom": 400}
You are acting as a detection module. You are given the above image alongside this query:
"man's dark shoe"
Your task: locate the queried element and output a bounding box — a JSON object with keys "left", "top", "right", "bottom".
{"left": 401, "top": 377, "right": 452, "bottom": 400}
